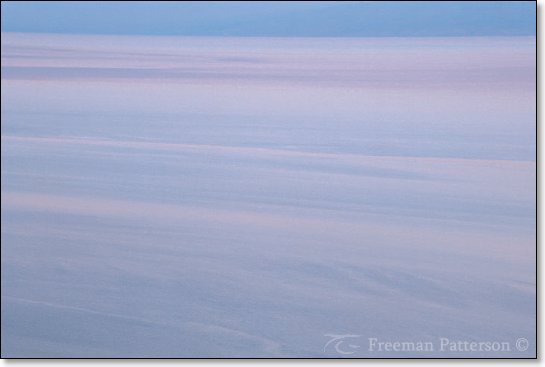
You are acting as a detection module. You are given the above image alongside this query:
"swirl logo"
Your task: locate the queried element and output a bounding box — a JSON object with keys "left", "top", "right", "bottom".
{"left": 323, "top": 334, "right": 361, "bottom": 355}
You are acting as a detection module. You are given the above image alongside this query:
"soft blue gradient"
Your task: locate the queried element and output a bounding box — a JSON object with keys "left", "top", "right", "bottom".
{"left": 0, "top": 1, "right": 536, "bottom": 36}
{"left": 0, "top": 33, "right": 536, "bottom": 357}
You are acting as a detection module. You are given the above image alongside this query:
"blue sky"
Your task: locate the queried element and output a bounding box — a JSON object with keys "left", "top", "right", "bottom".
{"left": 0, "top": 1, "right": 536, "bottom": 36}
